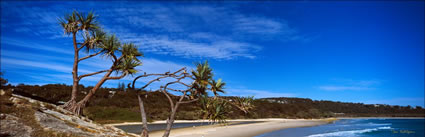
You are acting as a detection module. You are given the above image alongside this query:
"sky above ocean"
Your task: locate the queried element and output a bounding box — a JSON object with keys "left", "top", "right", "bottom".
{"left": 1, "top": 1, "right": 424, "bottom": 107}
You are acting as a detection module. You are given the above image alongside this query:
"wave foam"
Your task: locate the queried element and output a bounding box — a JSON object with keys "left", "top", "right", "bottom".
{"left": 306, "top": 127, "right": 392, "bottom": 137}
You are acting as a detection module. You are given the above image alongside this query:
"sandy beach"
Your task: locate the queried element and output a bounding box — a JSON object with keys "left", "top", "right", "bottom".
{"left": 110, "top": 118, "right": 335, "bottom": 137}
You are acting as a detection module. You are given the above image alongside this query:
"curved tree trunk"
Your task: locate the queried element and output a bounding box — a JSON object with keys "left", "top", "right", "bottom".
{"left": 64, "top": 32, "right": 80, "bottom": 111}
{"left": 162, "top": 105, "right": 179, "bottom": 137}
{"left": 70, "top": 70, "right": 112, "bottom": 115}
{"left": 138, "top": 94, "right": 149, "bottom": 137}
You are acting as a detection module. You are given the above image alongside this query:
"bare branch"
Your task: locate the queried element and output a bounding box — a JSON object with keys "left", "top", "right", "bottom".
{"left": 131, "top": 67, "right": 188, "bottom": 89}
{"left": 78, "top": 69, "right": 109, "bottom": 80}
{"left": 165, "top": 87, "right": 191, "bottom": 93}
{"left": 161, "top": 88, "right": 175, "bottom": 109}
{"left": 106, "top": 72, "right": 127, "bottom": 80}
{"left": 78, "top": 51, "right": 102, "bottom": 62}
{"left": 77, "top": 45, "right": 85, "bottom": 51}
{"left": 177, "top": 98, "right": 199, "bottom": 104}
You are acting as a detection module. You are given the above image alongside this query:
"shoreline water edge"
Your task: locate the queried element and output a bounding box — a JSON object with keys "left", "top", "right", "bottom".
{"left": 110, "top": 117, "right": 424, "bottom": 137}
{"left": 111, "top": 118, "right": 337, "bottom": 137}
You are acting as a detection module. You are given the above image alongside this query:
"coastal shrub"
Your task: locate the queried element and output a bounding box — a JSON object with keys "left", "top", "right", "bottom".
{"left": 5, "top": 84, "right": 425, "bottom": 124}
{"left": 308, "top": 108, "right": 321, "bottom": 118}
{"left": 85, "top": 106, "right": 140, "bottom": 123}
{"left": 175, "top": 111, "right": 199, "bottom": 120}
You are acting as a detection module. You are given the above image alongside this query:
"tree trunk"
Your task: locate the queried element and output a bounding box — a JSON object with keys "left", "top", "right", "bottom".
{"left": 138, "top": 94, "right": 149, "bottom": 137}
{"left": 162, "top": 104, "right": 179, "bottom": 137}
{"left": 64, "top": 32, "right": 80, "bottom": 111}
{"left": 71, "top": 70, "right": 112, "bottom": 115}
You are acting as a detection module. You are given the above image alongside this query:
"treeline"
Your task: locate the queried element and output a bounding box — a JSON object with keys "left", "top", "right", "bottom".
{"left": 2, "top": 84, "right": 424, "bottom": 123}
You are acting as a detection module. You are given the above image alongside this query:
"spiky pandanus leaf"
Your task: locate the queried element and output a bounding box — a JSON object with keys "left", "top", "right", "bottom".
{"left": 199, "top": 95, "right": 229, "bottom": 124}
{"left": 58, "top": 11, "right": 80, "bottom": 35}
{"left": 77, "top": 11, "right": 99, "bottom": 32}
{"left": 191, "top": 61, "right": 213, "bottom": 97}
{"left": 210, "top": 78, "right": 226, "bottom": 96}
{"left": 121, "top": 43, "right": 143, "bottom": 61}
{"left": 116, "top": 57, "right": 142, "bottom": 75}
{"left": 81, "top": 29, "right": 106, "bottom": 53}
{"left": 99, "top": 34, "right": 120, "bottom": 58}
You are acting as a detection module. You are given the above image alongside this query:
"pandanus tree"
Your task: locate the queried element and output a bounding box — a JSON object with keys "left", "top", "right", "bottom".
{"left": 59, "top": 11, "right": 104, "bottom": 111}
{"left": 68, "top": 35, "right": 143, "bottom": 115}
{"left": 129, "top": 61, "right": 254, "bottom": 137}
{"left": 199, "top": 95, "right": 230, "bottom": 124}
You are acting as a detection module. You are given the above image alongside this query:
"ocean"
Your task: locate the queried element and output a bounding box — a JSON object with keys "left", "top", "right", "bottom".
{"left": 256, "top": 118, "right": 425, "bottom": 137}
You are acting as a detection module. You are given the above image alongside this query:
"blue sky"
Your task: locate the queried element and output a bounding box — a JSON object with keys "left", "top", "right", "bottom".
{"left": 1, "top": 1, "right": 424, "bottom": 107}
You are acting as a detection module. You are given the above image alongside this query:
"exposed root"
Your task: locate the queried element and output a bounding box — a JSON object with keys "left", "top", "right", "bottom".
{"left": 62, "top": 100, "right": 85, "bottom": 116}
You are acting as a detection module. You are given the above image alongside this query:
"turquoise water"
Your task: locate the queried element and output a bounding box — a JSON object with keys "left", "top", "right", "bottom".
{"left": 256, "top": 119, "right": 425, "bottom": 137}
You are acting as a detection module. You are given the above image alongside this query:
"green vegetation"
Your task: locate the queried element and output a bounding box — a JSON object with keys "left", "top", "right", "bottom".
{"left": 5, "top": 84, "right": 424, "bottom": 124}
{"left": 199, "top": 95, "right": 230, "bottom": 124}
{"left": 85, "top": 106, "right": 142, "bottom": 124}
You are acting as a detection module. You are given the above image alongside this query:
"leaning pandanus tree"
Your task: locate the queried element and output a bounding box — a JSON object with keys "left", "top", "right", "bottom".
{"left": 129, "top": 61, "right": 254, "bottom": 137}
{"left": 59, "top": 11, "right": 109, "bottom": 111}
{"left": 67, "top": 34, "right": 143, "bottom": 115}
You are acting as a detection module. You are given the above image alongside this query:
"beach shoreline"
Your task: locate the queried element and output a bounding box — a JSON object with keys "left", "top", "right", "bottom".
{"left": 109, "top": 118, "right": 337, "bottom": 137}
{"left": 337, "top": 117, "right": 425, "bottom": 119}
{"left": 106, "top": 118, "right": 298, "bottom": 126}
{"left": 108, "top": 117, "right": 425, "bottom": 137}
{"left": 106, "top": 117, "right": 424, "bottom": 127}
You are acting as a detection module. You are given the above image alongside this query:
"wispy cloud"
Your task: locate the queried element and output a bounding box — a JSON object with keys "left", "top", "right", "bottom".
{"left": 2, "top": 37, "right": 73, "bottom": 55}
{"left": 1, "top": 57, "right": 91, "bottom": 73}
{"left": 225, "top": 88, "right": 296, "bottom": 98}
{"left": 125, "top": 36, "right": 261, "bottom": 59}
{"left": 233, "top": 16, "right": 286, "bottom": 34}
{"left": 1, "top": 3, "right": 65, "bottom": 39}
{"left": 318, "top": 79, "right": 380, "bottom": 91}
{"left": 101, "top": 4, "right": 301, "bottom": 59}
{"left": 2, "top": 2, "right": 308, "bottom": 60}
{"left": 319, "top": 86, "right": 374, "bottom": 91}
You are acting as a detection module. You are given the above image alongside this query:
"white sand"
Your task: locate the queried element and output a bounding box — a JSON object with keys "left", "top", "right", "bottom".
{"left": 144, "top": 119, "right": 332, "bottom": 137}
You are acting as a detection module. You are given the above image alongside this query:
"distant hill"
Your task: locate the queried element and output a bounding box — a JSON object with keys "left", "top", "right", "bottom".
{"left": 2, "top": 84, "right": 424, "bottom": 124}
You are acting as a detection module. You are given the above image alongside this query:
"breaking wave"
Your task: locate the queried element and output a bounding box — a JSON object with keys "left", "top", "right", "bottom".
{"left": 306, "top": 126, "right": 392, "bottom": 137}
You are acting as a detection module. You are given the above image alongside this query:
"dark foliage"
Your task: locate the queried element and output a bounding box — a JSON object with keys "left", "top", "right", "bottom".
{"left": 6, "top": 84, "right": 424, "bottom": 123}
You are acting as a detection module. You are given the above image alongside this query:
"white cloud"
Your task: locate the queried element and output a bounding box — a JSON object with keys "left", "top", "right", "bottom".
{"left": 234, "top": 16, "right": 286, "bottom": 34}
{"left": 1, "top": 49, "right": 71, "bottom": 62}
{"left": 128, "top": 36, "right": 261, "bottom": 59}
{"left": 2, "top": 2, "right": 308, "bottom": 59}
{"left": 1, "top": 57, "right": 98, "bottom": 75}
{"left": 318, "top": 79, "right": 380, "bottom": 91}
{"left": 1, "top": 3, "right": 64, "bottom": 39}
{"left": 225, "top": 88, "right": 296, "bottom": 98}
{"left": 2, "top": 37, "right": 73, "bottom": 55}
{"left": 319, "top": 86, "right": 374, "bottom": 91}
{"left": 101, "top": 4, "right": 300, "bottom": 59}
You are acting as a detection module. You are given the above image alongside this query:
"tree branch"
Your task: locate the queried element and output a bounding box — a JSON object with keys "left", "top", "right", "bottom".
{"left": 77, "top": 45, "right": 85, "bottom": 51}
{"left": 161, "top": 88, "right": 174, "bottom": 109}
{"left": 131, "top": 67, "right": 188, "bottom": 89}
{"left": 177, "top": 98, "right": 199, "bottom": 104}
{"left": 78, "top": 69, "right": 110, "bottom": 80}
{"left": 106, "top": 72, "right": 127, "bottom": 80}
{"left": 78, "top": 51, "right": 102, "bottom": 62}
{"left": 165, "top": 87, "right": 192, "bottom": 93}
